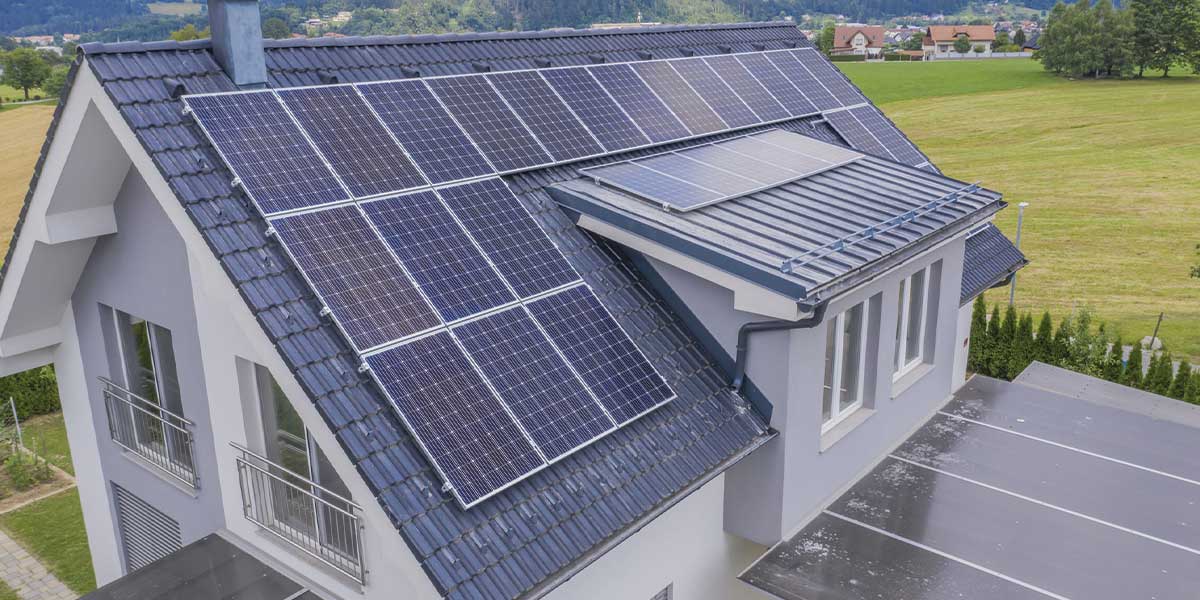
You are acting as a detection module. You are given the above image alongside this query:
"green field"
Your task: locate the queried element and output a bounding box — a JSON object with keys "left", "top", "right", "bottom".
{"left": 839, "top": 59, "right": 1200, "bottom": 358}
{"left": 0, "top": 84, "right": 49, "bottom": 103}
{"left": 0, "top": 488, "right": 95, "bottom": 594}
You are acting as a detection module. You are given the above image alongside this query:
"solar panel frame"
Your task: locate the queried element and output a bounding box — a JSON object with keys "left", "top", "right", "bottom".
{"left": 734, "top": 52, "right": 819, "bottom": 117}
{"left": 360, "top": 190, "right": 516, "bottom": 323}
{"left": 668, "top": 58, "right": 760, "bottom": 128}
{"left": 792, "top": 48, "right": 869, "bottom": 106}
{"left": 425, "top": 75, "right": 554, "bottom": 172}
{"left": 184, "top": 92, "right": 350, "bottom": 215}
{"left": 270, "top": 205, "right": 442, "bottom": 351}
{"left": 486, "top": 70, "right": 606, "bottom": 162}
{"left": 702, "top": 55, "right": 791, "bottom": 123}
{"left": 277, "top": 85, "right": 428, "bottom": 199}
{"left": 587, "top": 64, "right": 692, "bottom": 143}
{"left": 630, "top": 60, "right": 727, "bottom": 135}
{"left": 541, "top": 67, "right": 651, "bottom": 152}
{"left": 764, "top": 51, "right": 842, "bottom": 112}
{"left": 356, "top": 79, "right": 495, "bottom": 184}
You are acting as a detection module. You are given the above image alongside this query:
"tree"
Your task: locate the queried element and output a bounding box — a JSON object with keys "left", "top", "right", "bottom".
{"left": 1169, "top": 359, "right": 1193, "bottom": 399}
{"left": 1130, "top": 0, "right": 1200, "bottom": 77}
{"left": 992, "top": 304, "right": 1018, "bottom": 379}
{"left": 1035, "top": 311, "right": 1054, "bottom": 363}
{"left": 968, "top": 295, "right": 989, "bottom": 373}
{"left": 985, "top": 305, "right": 1002, "bottom": 377}
{"left": 42, "top": 65, "right": 69, "bottom": 99}
{"left": 1102, "top": 336, "right": 1125, "bottom": 382}
{"left": 1124, "top": 344, "right": 1144, "bottom": 387}
{"left": 1094, "top": 0, "right": 1136, "bottom": 76}
{"left": 1013, "top": 28, "right": 1028, "bottom": 47}
{"left": 1051, "top": 316, "right": 1072, "bottom": 366}
{"left": 170, "top": 24, "right": 211, "bottom": 42}
{"left": 263, "top": 17, "right": 292, "bottom": 39}
{"left": 903, "top": 31, "right": 925, "bottom": 51}
{"left": 818, "top": 22, "right": 837, "bottom": 55}
{"left": 1148, "top": 353, "right": 1175, "bottom": 394}
{"left": 953, "top": 34, "right": 972, "bottom": 54}
{"left": 1008, "top": 312, "right": 1036, "bottom": 378}
{"left": 1187, "top": 372, "right": 1200, "bottom": 404}
{"left": 1, "top": 49, "right": 52, "bottom": 101}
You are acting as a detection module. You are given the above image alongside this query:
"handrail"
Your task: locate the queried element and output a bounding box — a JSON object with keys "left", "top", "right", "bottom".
{"left": 780, "top": 182, "right": 982, "bottom": 274}
{"left": 100, "top": 377, "right": 198, "bottom": 489}
{"left": 230, "top": 442, "right": 362, "bottom": 510}
{"left": 99, "top": 376, "right": 194, "bottom": 427}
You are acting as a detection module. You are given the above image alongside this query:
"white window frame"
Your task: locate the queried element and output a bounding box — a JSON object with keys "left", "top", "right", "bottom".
{"left": 821, "top": 302, "right": 869, "bottom": 434}
{"left": 894, "top": 265, "right": 932, "bottom": 380}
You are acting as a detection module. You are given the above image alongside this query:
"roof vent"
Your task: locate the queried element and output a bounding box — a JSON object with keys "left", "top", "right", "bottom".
{"left": 471, "top": 62, "right": 492, "bottom": 73}
{"left": 587, "top": 54, "right": 607, "bottom": 64}
{"left": 636, "top": 50, "right": 653, "bottom": 60}
{"left": 318, "top": 71, "right": 340, "bottom": 84}
{"left": 717, "top": 45, "right": 732, "bottom": 54}
{"left": 534, "top": 58, "right": 553, "bottom": 68}
{"left": 680, "top": 48, "right": 696, "bottom": 57}
{"left": 752, "top": 43, "right": 766, "bottom": 51}
{"left": 162, "top": 78, "right": 186, "bottom": 99}
{"left": 207, "top": 0, "right": 267, "bottom": 88}
{"left": 400, "top": 66, "right": 421, "bottom": 78}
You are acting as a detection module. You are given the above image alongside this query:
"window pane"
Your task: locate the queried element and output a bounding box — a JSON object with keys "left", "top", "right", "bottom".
{"left": 149, "top": 324, "right": 183, "bottom": 416}
{"left": 258, "top": 366, "right": 311, "bottom": 479}
{"left": 119, "top": 315, "right": 159, "bottom": 403}
{"left": 839, "top": 304, "right": 864, "bottom": 411}
{"left": 905, "top": 270, "right": 926, "bottom": 363}
{"left": 822, "top": 322, "right": 836, "bottom": 423}
{"left": 894, "top": 279, "right": 906, "bottom": 372}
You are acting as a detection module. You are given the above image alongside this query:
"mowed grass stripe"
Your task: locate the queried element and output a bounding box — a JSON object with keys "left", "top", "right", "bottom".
{"left": 0, "top": 105, "right": 54, "bottom": 258}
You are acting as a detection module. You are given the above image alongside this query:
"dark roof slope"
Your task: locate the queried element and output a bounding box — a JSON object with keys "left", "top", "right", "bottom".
{"left": 65, "top": 23, "right": 792, "bottom": 600}
{"left": 960, "top": 223, "right": 1027, "bottom": 305}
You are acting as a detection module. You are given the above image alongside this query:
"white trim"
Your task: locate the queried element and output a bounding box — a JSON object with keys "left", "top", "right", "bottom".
{"left": 893, "top": 265, "right": 931, "bottom": 381}
{"left": 821, "top": 301, "right": 869, "bottom": 434}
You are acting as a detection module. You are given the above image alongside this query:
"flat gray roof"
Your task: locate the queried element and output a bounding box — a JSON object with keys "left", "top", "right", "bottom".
{"left": 741, "top": 369, "right": 1200, "bottom": 600}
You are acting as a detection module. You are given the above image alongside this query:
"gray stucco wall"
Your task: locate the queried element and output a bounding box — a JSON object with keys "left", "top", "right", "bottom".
{"left": 646, "top": 235, "right": 968, "bottom": 545}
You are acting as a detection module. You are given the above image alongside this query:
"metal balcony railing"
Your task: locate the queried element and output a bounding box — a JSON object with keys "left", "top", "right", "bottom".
{"left": 101, "top": 377, "right": 198, "bottom": 489}
{"left": 232, "top": 443, "right": 365, "bottom": 584}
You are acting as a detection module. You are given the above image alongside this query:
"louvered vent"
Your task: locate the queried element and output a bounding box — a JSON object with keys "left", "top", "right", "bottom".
{"left": 113, "top": 483, "right": 182, "bottom": 572}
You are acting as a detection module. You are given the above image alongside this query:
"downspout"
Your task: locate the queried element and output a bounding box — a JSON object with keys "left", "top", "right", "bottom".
{"left": 731, "top": 300, "right": 829, "bottom": 392}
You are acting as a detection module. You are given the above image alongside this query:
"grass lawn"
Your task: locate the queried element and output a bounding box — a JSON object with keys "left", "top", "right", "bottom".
{"left": 0, "top": 105, "right": 54, "bottom": 258}
{"left": 840, "top": 60, "right": 1200, "bottom": 359}
{"left": 0, "top": 488, "right": 95, "bottom": 595}
{"left": 19, "top": 413, "right": 73, "bottom": 475}
{"left": 0, "top": 84, "right": 49, "bottom": 103}
{"left": 0, "top": 580, "right": 16, "bottom": 600}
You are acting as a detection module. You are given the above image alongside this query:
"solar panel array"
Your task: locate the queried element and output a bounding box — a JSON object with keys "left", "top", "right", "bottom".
{"left": 825, "top": 105, "right": 930, "bottom": 167}
{"left": 185, "top": 48, "right": 921, "bottom": 217}
{"left": 580, "top": 129, "right": 864, "bottom": 211}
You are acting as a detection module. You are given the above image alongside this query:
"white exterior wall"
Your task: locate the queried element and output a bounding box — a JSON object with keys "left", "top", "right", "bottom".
{"left": 953, "top": 302, "right": 973, "bottom": 391}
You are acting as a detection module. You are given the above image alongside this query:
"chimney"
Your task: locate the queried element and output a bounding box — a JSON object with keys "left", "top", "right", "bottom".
{"left": 208, "top": 0, "right": 267, "bottom": 88}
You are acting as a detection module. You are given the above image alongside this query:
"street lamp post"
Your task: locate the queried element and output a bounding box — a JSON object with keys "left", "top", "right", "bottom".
{"left": 1009, "top": 202, "right": 1029, "bottom": 306}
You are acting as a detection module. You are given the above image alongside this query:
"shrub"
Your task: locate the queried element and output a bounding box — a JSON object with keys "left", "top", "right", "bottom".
{"left": 1008, "top": 312, "right": 1036, "bottom": 378}
{"left": 985, "top": 305, "right": 1002, "bottom": 376}
{"left": 1102, "top": 336, "right": 1125, "bottom": 382}
{"left": 0, "top": 366, "right": 60, "bottom": 421}
{"left": 5, "top": 452, "right": 35, "bottom": 491}
{"left": 1124, "top": 344, "right": 1144, "bottom": 388}
{"left": 1035, "top": 311, "right": 1054, "bottom": 363}
{"left": 828, "top": 54, "right": 867, "bottom": 62}
{"left": 968, "top": 295, "right": 988, "bottom": 373}
{"left": 1169, "top": 360, "right": 1193, "bottom": 400}
{"left": 1147, "top": 353, "right": 1174, "bottom": 395}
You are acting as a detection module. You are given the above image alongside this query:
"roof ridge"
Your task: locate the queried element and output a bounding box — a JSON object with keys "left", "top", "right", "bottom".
{"left": 79, "top": 20, "right": 799, "bottom": 55}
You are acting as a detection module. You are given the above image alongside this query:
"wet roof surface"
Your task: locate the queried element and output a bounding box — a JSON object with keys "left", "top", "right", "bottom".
{"left": 741, "top": 371, "right": 1200, "bottom": 600}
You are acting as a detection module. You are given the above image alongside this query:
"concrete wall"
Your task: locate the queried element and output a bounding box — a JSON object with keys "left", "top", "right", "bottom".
{"left": 648, "top": 236, "right": 968, "bottom": 545}
{"left": 953, "top": 302, "right": 973, "bottom": 391}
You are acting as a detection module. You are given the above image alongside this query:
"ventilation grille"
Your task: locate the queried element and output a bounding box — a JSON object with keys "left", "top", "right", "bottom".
{"left": 113, "top": 483, "right": 182, "bottom": 572}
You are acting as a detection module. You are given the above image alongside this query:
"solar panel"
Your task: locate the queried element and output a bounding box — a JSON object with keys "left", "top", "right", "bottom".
{"left": 765, "top": 51, "right": 841, "bottom": 112}
{"left": 581, "top": 162, "right": 723, "bottom": 210}
{"left": 361, "top": 191, "right": 515, "bottom": 322}
{"left": 668, "top": 58, "right": 760, "bottom": 128}
{"left": 184, "top": 93, "right": 348, "bottom": 214}
{"left": 635, "top": 152, "right": 761, "bottom": 196}
{"left": 541, "top": 67, "right": 650, "bottom": 152}
{"left": 718, "top": 134, "right": 833, "bottom": 174}
{"left": 680, "top": 143, "right": 798, "bottom": 183}
{"left": 527, "top": 285, "right": 674, "bottom": 424}
{"left": 425, "top": 75, "right": 552, "bottom": 172}
{"left": 753, "top": 128, "right": 866, "bottom": 166}
{"left": 588, "top": 64, "right": 691, "bottom": 143}
{"left": 277, "top": 86, "right": 427, "bottom": 198}
{"left": 435, "top": 178, "right": 580, "bottom": 297}
{"left": 357, "top": 80, "right": 494, "bottom": 184}
{"left": 367, "top": 332, "right": 545, "bottom": 507}
{"left": 734, "top": 53, "right": 818, "bottom": 117}
{"left": 453, "top": 307, "right": 615, "bottom": 460}
{"left": 850, "top": 106, "right": 928, "bottom": 166}
{"left": 792, "top": 49, "right": 869, "bottom": 105}
{"left": 824, "top": 110, "right": 892, "bottom": 158}
{"left": 702, "top": 55, "right": 791, "bottom": 123}
{"left": 271, "top": 205, "right": 440, "bottom": 350}
{"left": 630, "top": 61, "right": 727, "bottom": 135}
{"left": 487, "top": 70, "right": 604, "bottom": 162}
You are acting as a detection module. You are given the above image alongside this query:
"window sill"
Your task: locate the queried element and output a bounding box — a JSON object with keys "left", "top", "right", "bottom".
{"left": 892, "top": 362, "right": 935, "bottom": 399}
{"left": 820, "top": 408, "right": 875, "bottom": 452}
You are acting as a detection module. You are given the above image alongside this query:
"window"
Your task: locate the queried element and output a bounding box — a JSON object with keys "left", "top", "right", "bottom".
{"left": 822, "top": 301, "right": 869, "bottom": 433}
{"left": 105, "top": 308, "right": 183, "bottom": 417}
{"left": 894, "top": 266, "right": 932, "bottom": 378}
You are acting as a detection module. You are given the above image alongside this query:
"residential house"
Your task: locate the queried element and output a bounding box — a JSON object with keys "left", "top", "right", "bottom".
{"left": 832, "top": 26, "right": 885, "bottom": 56}
{"left": 0, "top": 2, "right": 1033, "bottom": 599}
{"left": 923, "top": 25, "right": 997, "bottom": 57}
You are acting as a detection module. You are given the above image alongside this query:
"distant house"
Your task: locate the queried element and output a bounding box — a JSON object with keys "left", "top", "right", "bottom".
{"left": 832, "top": 26, "right": 885, "bottom": 56}
{"left": 923, "top": 25, "right": 996, "bottom": 57}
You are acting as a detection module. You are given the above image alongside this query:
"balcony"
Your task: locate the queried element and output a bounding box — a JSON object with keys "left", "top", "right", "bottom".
{"left": 232, "top": 443, "right": 365, "bottom": 584}
{"left": 101, "top": 377, "right": 198, "bottom": 489}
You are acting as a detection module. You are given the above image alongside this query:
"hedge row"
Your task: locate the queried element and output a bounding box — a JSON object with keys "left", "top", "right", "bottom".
{"left": 0, "top": 366, "right": 60, "bottom": 421}
{"left": 969, "top": 295, "right": 1200, "bottom": 403}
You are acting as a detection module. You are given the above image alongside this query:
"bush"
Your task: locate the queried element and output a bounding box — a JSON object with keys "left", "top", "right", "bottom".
{"left": 828, "top": 54, "right": 867, "bottom": 62}
{"left": 0, "top": 366, "right": 60, "bottom": 421}
{"left": 1124, "top": 344, "right": 1144, "bottom": 388}
{"left": 1169, "top": 360, "right": 1193, "bottom": 400}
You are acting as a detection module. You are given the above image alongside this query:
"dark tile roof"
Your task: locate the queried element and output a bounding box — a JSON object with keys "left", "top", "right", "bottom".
{"left": 56, "top": 23, "right": 801, "bottom": 600}
{"left": 961, "top": 223, "right": 1027, "bottom": 305}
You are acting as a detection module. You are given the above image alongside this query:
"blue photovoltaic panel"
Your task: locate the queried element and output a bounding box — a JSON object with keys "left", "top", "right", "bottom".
{"left": 635, "top": 152, "right": 761, "bottom": 196}
{"left": 487, "top": 70, "right": 604, "bottom": 162}
{"left": 437, "top": 178, "right": 580, "bottom": 298}
{"left": 681, "top": 143, "right": 795, "bottom": 183}
{"left": 454, "top": 307, "right": 615, "bottom": 460}
{"left": 734, "top": 53, "right": 818, "bottom": 117}
{"left": 850, "top": 106, "right": 927, "bottom": 166}
{"left": 271, "top": 205, "right": 440, "bottom": 350}
{"left": 528, "top": 286, "right": 674, "bottom": 424}
{"left": 668, "top": 58, "right": 759, "bottom": 128}
{"left": 357, "top": 80, "right": 494, "bottom": 184}
{"left": 277, "top": 86, "right": 427, "bottom": 198}
{"left": 631, "top": 61, "right": 726, "bottom": 135}
{"left": 792, "top": 49, "right": 869, "bottom": 105}
{"left": 765, "top": 51, "right": 841, "bottom": 112}
{"left": 584, "top": 162, "right": 722, "bottom": 210}
{"left": 702, "top": 55, "right": 791, "bottom": 123}
{"left": 361, "top": 191, "right": 515, "bottom": 322}
{"left": 367, "top": 332, "right": 545, "bottom": 507}
{"left": 185, "top": 93, "right": 347, "bottom": 214}
{"left": 425, "top": 75, "right": 552, "bottom": 172}
{"left": 825, "top": 110, "right": 891, "bottom": 158}
{"left": 541, "top": 68, "right": 650, "bottom": 152}
{"left": 588, "top": 64, "right": 691, "bottom": 143}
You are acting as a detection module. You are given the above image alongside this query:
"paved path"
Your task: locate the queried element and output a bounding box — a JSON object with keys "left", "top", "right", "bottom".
{"left": 0, "top": 528, "right": 75, "bottom": 600}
